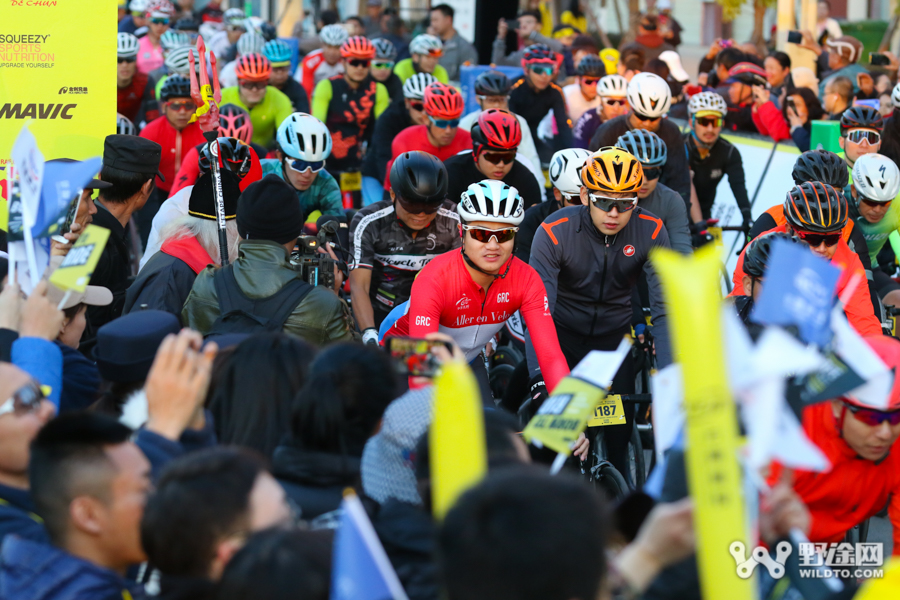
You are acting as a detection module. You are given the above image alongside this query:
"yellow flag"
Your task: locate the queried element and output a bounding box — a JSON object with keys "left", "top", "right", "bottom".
{"left": 522, "top": 377, "right": 604, "bottom": 455}
{"left": 652, "top": 245, "right": 752, "bottom": 600}
{"left": 48, "top": 225, "right": 110, "bottom": 293}
{"left": 429, "top": 362, "right": 487, "bottom": 520}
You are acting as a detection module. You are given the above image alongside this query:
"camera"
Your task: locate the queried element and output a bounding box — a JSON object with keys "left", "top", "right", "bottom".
{"left": 290, "top": 220, "right": 343, "bottom": 289}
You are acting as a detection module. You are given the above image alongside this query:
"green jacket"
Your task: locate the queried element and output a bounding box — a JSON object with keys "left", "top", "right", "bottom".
{"left": 393, "top": 59, "right": 449, "bottom": 85}
{"left": 182, "top": 240, "right": 355, "bottom": 345}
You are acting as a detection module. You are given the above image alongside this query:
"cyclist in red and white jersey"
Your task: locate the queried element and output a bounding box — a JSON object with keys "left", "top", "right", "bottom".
{"left": 382, "top": 180, "right": 570, "bottom": 398}
{"left": 295, "top": 24, "right": 348, "bottom": 99}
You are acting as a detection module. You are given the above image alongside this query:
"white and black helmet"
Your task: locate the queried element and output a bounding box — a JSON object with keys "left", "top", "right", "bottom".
{"left": 458, "top": 180, "right": 525, "bottom": 226}
{"left": 319, "top": 24, "right": 349, "bottom": 47}
{"left": 117, "top": 32, "right": 140, "bottom": 59}
{"left": 117, "top": 113, "right": 137, "bottom": 136}
{"left": 596, "top": 74, "right": 627, "bottom": 98}
{"left": 372, "top": 37, "right": 397, "bottom": 61}
{"left": 626, "top": 72, "right": 672, "bottom": 119}
{"left": 409, "top": 34, "right": 442, "bottom": 56}
{"left": 164, "top": 46, "right": 193, "bottom": 75}
{"left": 549, "top": 148, "right": 591, "bottom": 196}
{"left": 852, "top": 153, "right": 900, "bottom": 203}
{"left": 402, "top": 72, "right": 438, "bottom": 100}
{"left": 687, "top": 91, "right": 727, "bottom": 117}
{"left": 237, "top": 31, "right": 265, "bottom": 56}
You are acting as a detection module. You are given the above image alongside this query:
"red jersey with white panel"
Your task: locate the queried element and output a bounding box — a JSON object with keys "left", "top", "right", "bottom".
{"left": 382, "top": 249, "right": 570, "bottom": 392}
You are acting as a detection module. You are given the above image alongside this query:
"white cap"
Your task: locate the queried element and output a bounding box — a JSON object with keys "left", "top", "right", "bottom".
{"left": 48, "top": 283, "right": 113, "bottom": 310}
{"left": 659, "top": 50, "right": 689, "bottom": 83}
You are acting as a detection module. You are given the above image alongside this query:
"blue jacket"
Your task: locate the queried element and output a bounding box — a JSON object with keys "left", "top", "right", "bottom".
{"left": 0, "top": 536, "right": 145, "bottom": 600}
{"left": 134, "top": 414, "right": 218, "bottom": 480}
{"left": 0, "top": 484, "right": 48, "bottom": 548}
{"left": 11, "top": 338, "right": 62, "bottom": 409}
{"left": 57, "top": 343, "right": 101, "bottom": 414}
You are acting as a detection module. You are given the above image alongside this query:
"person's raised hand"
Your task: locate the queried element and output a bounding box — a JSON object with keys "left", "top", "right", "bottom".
{"left": 144, "top": 329, "right": 218, "bottom": 441}
{"left": 799, "top": 30, "right": 822, "bottom": 55}
{"left": 786, "top": 105, "right": 805, "bottom": 128}
{"left": 50, "top": 222, "right": 83, "bottom": 257}
{"left": 751, "top": 85, "right": 770, "bottom": 107}
{"left": 317, "top": 243, "right": 344, "bottom": 294}
{"left": 706, "top": 38, "right": 723, "bottom": 59}
{"left": 759, "top": 477, "right": 810, "bottom": 543}
{"left": 19, "top": 281, "right": 65, "bottom": 340}
{"left": 0, "top": 279, "right": 23, "bottom": 331}
{"left": 497, "top": 18, "right": 508, "bottom": 40}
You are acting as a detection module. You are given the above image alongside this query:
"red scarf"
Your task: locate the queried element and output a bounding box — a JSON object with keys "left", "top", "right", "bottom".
{"left": 160, "top": 235, "right": 215, "bottom": 274}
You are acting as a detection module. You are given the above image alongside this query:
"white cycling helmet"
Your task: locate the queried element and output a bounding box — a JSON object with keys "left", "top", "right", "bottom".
{"left": 117, "top": 32, "right": 140, "bottom": 59}
{"left": 410, "top": 34, "right": 442, "bottom": 56}
{"left": 223, "top": 8, "right": 246, "bottom": 26}
{"left": 320, "top": 24, "right": 349, "bottom": 47}
{"left": 549, "top": 148, "right": 592, "bottom": 196}
{"left": 160, "top": 30, "right": 191, "bottom": 51}
{"left": 688, "top": 91, "right": 727, "bottom": 117}
{"left": 237, "top": 31, "right": 265, "bottom": 56}
{"left": 402, "top": 72, "right": 438, "bottom": 100}
{"left": 458, "top": 180, "right": 525, "bottom": 226}
{"left": 853, "top": 153, "right": 900, "bottom": 203}
{"left": 277, "top": 113, "right": 333, "bottom": 161}
{"left": 117, "top": 113, "right": 137, "bottom": 136}
{"left": 626, "top": 72, "right": 672, "bottom": 119}
{"left": 892, "top": 82, "right": 900, "bottom": 109}
{"left": 147, "top": 0, "right": 174, "bottom": 18}
{"left": 164, "top": 46, "right": 192, "bottom": 74}
{"left": 597, "top": 74, "right": 627, "bottom": 98}
{"left": 129, "top": 0, "right": 149, "bottom": 13}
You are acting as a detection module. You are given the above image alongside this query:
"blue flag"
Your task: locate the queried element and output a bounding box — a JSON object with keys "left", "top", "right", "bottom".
{"left": 33, "top": 157, "right": 103, "bottom": 239}
{"left": 751, "top": 238, "right": 841, "bottom": 346}
{"left": 331, "top": 493, "right": 409, "bottom": 600}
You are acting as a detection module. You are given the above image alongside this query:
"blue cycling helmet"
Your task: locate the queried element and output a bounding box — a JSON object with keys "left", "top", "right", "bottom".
{"left": 263, "top": 39, "right": 292, "bottom": 66}
{"left": 615, "top": 129, "right": 667, "bottom": 169}
{"left": 277, "top": 112, "right": 332, "bottom": 161}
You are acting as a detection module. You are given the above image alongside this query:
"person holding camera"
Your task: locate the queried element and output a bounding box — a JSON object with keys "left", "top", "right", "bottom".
{"left": 350, "top": 152, "right": 461, "bottom": 344}
{"left": 182, "top": 175, "right": 354, "bottom": 344}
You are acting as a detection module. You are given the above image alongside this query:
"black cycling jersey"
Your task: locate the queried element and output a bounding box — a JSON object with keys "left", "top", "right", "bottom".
{"left": 276, "top": 77, "right": 310, "bottom": 114}
{"left": 361, "top": 100, "right": 411, "bottom": 183}
{"left": 515, "top": 199, "right": 558, "bottom": 262}
{"left": 685, "top": 133, "right": 751, "bottom": 223}
{"left": 349, "top": 198, "right": 461, "bottom": 324}
{"left": 443, "top": 151, "right": 544, "bottom": 209}
{"left": 508, "top": 76, "right": 573, "bottom": 161}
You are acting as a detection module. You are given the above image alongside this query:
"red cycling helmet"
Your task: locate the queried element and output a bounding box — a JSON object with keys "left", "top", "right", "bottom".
{"left": 842, "top": 336, "right": 900, "bottom": 411}
{"left": 471, "top": 109, "right": 522, "bottom": 155}
{"left": 218, "top": 104, "right": 253, "bottom": 144}
{"left": 423, "top": 82, "right": 464, "bottom": 120}
{"left": 341, "top": 36, "right": 375, "bottom": 59}
{"left": 235, "top": 53, "right": 271, "bottom": 82}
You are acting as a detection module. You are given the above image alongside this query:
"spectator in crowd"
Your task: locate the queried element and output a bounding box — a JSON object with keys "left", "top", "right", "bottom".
{"left": 657, "top": 0, "right": 683, "bottom": 48}
{"left": 758, "top": 86, "right": 825, "bottom": 152}
{"left": 724, "top": 62, "right": 767, "bottom": 133}
{"left": 560, "top": 0, "right": 587, "bottom": 33}
{"left": 619, "top": 14, "right": 674, "bottom": 64}
{"left": 379, "top": 10, "right": 410, "bottom": 61}
{"left": 137, "top": 1, "right": 175, "bottom": 74}
{"left": 344, "top": 16, "right": 364, "bottom": 36}
{"left": 764, "top": 51, "right": 791, "bottom": 104}
{"left": 141, "top": 447, "right": 294, "bottom": 598}
{"left": 362, "top": 73, "right": 436, "bottom": 204}
{"left": 263, "top": 40, "right": 310, "bottom": 114}
{"left": 294, "top": 24, "right": 348, "bottom": 99}
{"left": 206, "top": 333, "right": 316, "bottom": 459}
{"left": 698, "top": 43, "right": 743, "bottom": 89}
{"left": 220, "top": 54, "right": 294, "bottom": 148}
{"left": 363, "top": 0, "right": 384, "bottom": 37}
{"left": 182, "top": 175, "right": 354, "bottom": 343}
{"left": 395, "top": 34, "right": 450, "bottom": 84}
{"left": 370, "top": 38, "right": 404, "bottom": 102}
{"left": 118, "top": 32, "right": 158, "bottom": 126}
{"left": 271, "top": 344, "right": 396, "bottom": 520}
{"left": 879, "top": 83, "right": 900, "bottom": 165}
{"left": 801, "top": 34, "right": 866, "bottom": 97}
{"left": 430, "top": 4, "right": 479, "bottom": 83}
{"left": 790, "top": 65, "right": 820, "bottom": 95}
{"left": 219, "top": 31, "right": 266, "bottom": 89}
{"left": 562, "top": 54, "right": 604, "bottom": 123}
{"left": 491, "top": 11, "right": 564, "bottom": 69}
{"left": 816, "top": 0, "right": 842, "bottom": 44}
{"left": 823, "top": 75, "right": 853, "bottom": 119}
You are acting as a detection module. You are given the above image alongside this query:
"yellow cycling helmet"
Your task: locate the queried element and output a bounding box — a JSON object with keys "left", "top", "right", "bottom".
{"left": 581, "top": 146, "right": 644, "bottom": 194}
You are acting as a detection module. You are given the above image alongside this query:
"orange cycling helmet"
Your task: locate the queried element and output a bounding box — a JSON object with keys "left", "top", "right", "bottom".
{"left": 581, "top": 146, "right": 644, "bottom": 194}
{"left": 341, "top": 36, "right": 376, "bottom": 59}
{"left": 842, "top": 336, "right": 900, "bottom": 411}
{"left": 784, "top": 181, "right": 847, "bottom": 234}
{"left": 235, "top": 53, "right": 271, "bottom": 82}
{"left": 423, "top": 82, "right": 464, "bottom": 120}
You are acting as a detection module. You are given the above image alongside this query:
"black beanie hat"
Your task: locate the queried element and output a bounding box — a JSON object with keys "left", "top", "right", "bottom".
{"left": 188, "top": 170, "right": 241, "bottom": 221}
{"left": 236, "top": 174, "right": 305, "bottom": 244}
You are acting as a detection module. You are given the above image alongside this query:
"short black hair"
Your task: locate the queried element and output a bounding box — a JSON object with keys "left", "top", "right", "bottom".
{"left": 431, "top": 3, "right": 454, "bottom": 18}
{"left": 438, "top": 468, "right": 608, "bottom": 600}
{"left": 519, "top": 9, "right": 542, "bottom": 22}
{"left": 29, "top": 412, "right": 133, "bottom": 543}
{"left": 218, "top": 528, "right": 333, "bottom": 600}
{"left": 141, "top": 447, "right": 268, "bottom": 578}
{"left": 716, "top": 47, "right": 746, "bottom": 71}
{"left": 344, "top": 15, "right": 363, "bottom": 26}
{"left": 98, "top": 164, "right": 154, "bottom": 204}
{"left": 768, "top": 50, "right": 791, "bottom": 70}
{"left": 318, "top": 9, "right": 339, "bottom": 26}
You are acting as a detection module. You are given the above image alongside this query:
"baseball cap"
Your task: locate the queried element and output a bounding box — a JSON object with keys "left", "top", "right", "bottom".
{"left": 103, "top": 134, "right": 165, "bottom": 181}
{"left": 47, "top": 282, "right": 113, "bottom": 310}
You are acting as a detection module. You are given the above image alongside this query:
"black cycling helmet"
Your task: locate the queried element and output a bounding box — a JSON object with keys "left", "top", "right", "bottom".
{"left": 160, "top": 75, "right": 192, "bottom": 102}
{"left": 199, "top": 138, "right": 253, "bottom": 179}
{"left": 259, "top": 22, "right": 277, "bottom": 41}
{"left": 390, "top": 151, "right": 448, "bottom": 204}
{"left": 840, "top": 105, "right": 883, "bottom": 136}
{"left": 575, "top": 55, "right": 605, "bottom": 78}
{"left": 791, "top": 149, "right": 849, "bottom": 189}
{"left": 784, "top": 181, "right": 848, "bottom": 234}
{"left": 474, "top": 70, "right": 511, "bottom": 96}
{"left": 742, "top": 232, "right": 800, "bottom": 278}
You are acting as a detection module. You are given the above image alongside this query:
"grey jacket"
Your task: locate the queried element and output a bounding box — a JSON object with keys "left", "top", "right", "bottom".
{"left": 439, "top": 32, "right": 479, "bottom": 82}
{"left": 638, "top": 182, "right": 692, "bottom": 255}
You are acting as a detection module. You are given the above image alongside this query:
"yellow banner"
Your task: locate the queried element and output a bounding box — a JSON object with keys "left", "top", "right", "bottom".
{"left": 522, "top": 377, "right": 604, "bottom": 455}
{"left": 0, "top": 0, "right": 117, "bottom": 230}
{"left": 49, "top": 224, "right": 109, "bottom": 293}
{"left": 652, "top": 245, "right": 752, "bottom": 600}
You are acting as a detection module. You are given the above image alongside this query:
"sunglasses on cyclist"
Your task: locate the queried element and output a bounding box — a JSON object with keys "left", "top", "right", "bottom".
{"left": 633, "top": 112, "right": 661, "bottom": 123}
{"left": 118, "top": 57, "right": 136, "bottom": 64}
{"left": 482, "top": 151, "right": 516, "bottom": 165}
{"left": 462, "top": 225, "right": 518, "bottom": 244}
{"left": 151, "top": 17, "right": 170, "bottom": 25}
{"left": 0, "top": 380, "right": 45, "bottom": 418}
{"left": 528, "top": 64, "right": 554, "bottom": 76}
{"left": 842, "top": 401, "right": 900, "bottom": 426}
{"left": 372, "top": 61, "right": 394, "bottom": 70}
{"left": 397, "top": 196, "right": 440, "bottom": 215}
{"left": 288, "top": 159, "right": 325, "bottom": 174}
{"left": 423, "top": 48, "right": 443, "bottom": 57}
{"left": 429, "top": 116, "right": 459, "bottom": 129}
{"left": 167, "top": 100, "right": 196, "bottom": 112}
{"left": 240, "top": 81, "right": 267, "bottom": 91}
{"left": 603, "top": 98, "right": 626, "bottom": 106}
{"left": 581, "top": 77, "right": 600, "bottom": 85}
{"left": 860, "top": 198, "right": 892, "bottom": 208}
{"left": 846, "top": 129, "right": 881, "bottom": 145}
{"left": 695, "top": 115, "right": 723, "bottom": 128}
{"left": 589, "top": 193, "right": 638, "bottom": 213}
{"left": 794, "top": 229, "right": 841, "bottom": 248}
{"left": 226, "top": 24, "right": 246, "bottom": 32}
{"left": 347, "top": 59, "right": 371, "bottom": 68}
{"left": 409, "top": 101, "right": 424, "bottom": 111}
{"left": 477, "top": 95, "right": 510, "bottom": 104}
{"left": 642, "top": 167, "right": 661, "bottom": 180}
